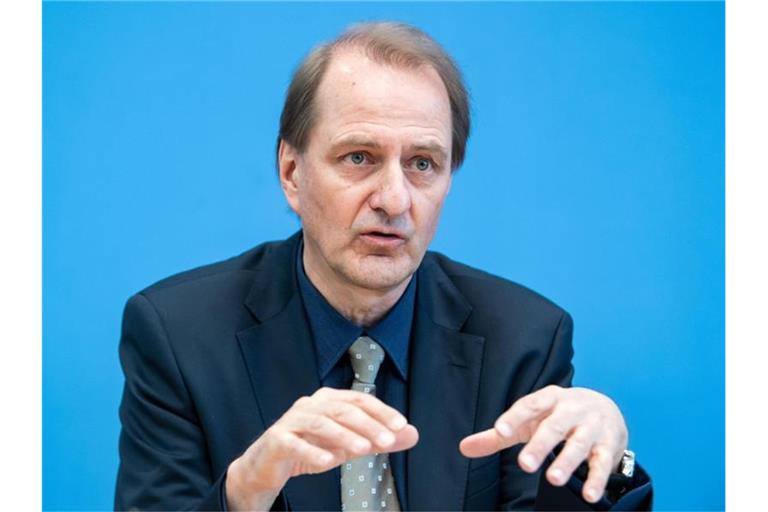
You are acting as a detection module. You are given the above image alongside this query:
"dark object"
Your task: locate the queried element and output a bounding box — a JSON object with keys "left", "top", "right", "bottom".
{"left": 114, "top": 231, "right": 652, "bottom": 511}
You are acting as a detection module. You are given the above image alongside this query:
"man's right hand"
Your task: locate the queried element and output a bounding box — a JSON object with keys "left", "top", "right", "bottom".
{"left": 225, "top": 387, "right": 418, "bottom": 511}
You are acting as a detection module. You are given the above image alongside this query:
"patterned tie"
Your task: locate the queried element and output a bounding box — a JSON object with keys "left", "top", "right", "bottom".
{"left": 340, "top": 336, "right": 402, "bottom": 511}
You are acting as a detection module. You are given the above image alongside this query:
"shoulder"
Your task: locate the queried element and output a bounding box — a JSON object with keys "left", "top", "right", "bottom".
{"left": 133, "top": 235, "right": 296, "bottom": 315}
{"left": 143, "top": 239, "right": 283, "bottom": 291}
{"left": 420, "top": 251, "right": 575, "bottom": 390}
{"left": 422, "top": 250, "right": 569, "bottom": 327}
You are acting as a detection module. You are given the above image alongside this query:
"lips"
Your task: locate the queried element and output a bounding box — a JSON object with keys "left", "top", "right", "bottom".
{"left": 363, "top": 230, "right": 404, "bottom": 239}
{"left": 359, "top": 229, "right": 407, "bottom": 248}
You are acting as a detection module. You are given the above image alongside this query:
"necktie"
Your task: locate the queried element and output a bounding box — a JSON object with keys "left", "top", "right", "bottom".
{"left": 340, "top": 336, "right": 402, "bottom": 511}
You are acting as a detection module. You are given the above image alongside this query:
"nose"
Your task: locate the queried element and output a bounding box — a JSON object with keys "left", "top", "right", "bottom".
{"left": 368, "top": 161, "right": 412, "bottom": 217}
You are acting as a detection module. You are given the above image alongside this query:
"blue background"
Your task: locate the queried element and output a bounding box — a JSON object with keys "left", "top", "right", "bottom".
{"left": 43, "top": 2, "right": 724, "bottom": 510}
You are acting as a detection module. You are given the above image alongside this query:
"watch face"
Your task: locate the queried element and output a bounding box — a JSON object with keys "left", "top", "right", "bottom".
{"left": 621, "top": 450, "right": 636, "bottom": 478}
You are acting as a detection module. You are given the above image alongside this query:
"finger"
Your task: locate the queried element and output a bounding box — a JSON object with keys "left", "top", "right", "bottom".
{"left": 459, "top": 428, "right": 510, "bottom": 458}
{"left": 518, "top": 412, "right": 581, "bottom": 473}
{"left": 494, "top": 386, "right": 560, "bottom": 445}
{"left": 582, "top": 445, "right": 615, "bottom": 503}
{"left": 545, "top": 425, "right": 597, "bottom": 486}
{"left": 320, "top": 388, "right": 408, "bottom": 432}
{"left": 319, "top": 400, "right": 400, "bottom": 451}
{"left": 307, "top": 423, "right": 419, "bottom": 461}
{"left": 293, "top": 411, "right": 373, "bottom": 457}
{"left": 390, "top": 424, "right": 419, "bottom": 452}
{"left": 274, "top": 430, "right": 336, "bottom": 473}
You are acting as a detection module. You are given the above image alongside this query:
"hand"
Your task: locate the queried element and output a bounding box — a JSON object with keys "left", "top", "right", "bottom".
{"left": 459, "top": 385, "right": 628, "bottom": 504}
{"left": 226, "top": 387, "right": 418, "bottom": 510}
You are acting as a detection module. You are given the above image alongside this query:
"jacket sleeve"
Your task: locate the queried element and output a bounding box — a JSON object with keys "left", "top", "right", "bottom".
{"left": 114, "top": 293, "right": 226, "bottom": 511}
{"left": 535, "top": 454, "right": 653, "bottom": 512}
{"left": 498, "top": 312, "right": 653, "bottom": 511}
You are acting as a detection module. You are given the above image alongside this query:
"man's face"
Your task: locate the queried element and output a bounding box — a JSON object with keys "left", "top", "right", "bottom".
{"left": 280, "top": 47, "right": 453, "bottom": 292}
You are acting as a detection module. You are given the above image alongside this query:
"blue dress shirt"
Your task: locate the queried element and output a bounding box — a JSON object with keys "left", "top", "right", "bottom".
{"left": 296, "top": 241, "right": 416, "bottom": 509}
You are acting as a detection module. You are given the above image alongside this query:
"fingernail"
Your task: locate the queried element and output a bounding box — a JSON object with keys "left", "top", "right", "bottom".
{"left": 520, "top": 453, "right": 537, "bottom": 471}
{"left": 495, "top": 422, "right": 512, "bottom": 438}
{"left": 390, "top": 416, "right": 407, "bottom": 431}
{"left": 353, "top": 439, "right": 370, "bottom": 452}
{"left": 549, "top": 468, "right": 565, "bottom": 485}
{"left": 585, "top": 487, "right": 599, "bottom": 502}
{"left": 317, "top": 452, "right": 333, "bottom": 465}
{"left": 378, "top": 431, "right": 395, "bottom": 447}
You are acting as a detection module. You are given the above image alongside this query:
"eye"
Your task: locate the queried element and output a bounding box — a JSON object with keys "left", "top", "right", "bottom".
{"left": 414, "top": 157, "right": 433, "bottom": 172}
{"left": 345, "top": 152, "right": 368, "bottom": 165}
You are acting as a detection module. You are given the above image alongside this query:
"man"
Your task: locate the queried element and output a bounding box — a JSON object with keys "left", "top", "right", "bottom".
{"left": 115, "top": 22, "right": 652, "bottom": 511}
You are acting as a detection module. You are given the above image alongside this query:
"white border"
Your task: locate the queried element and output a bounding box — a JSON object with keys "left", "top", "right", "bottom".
{"left": 0, "top": 0, "right": 41, "bottom": 507}
{"left": 726, "top": 0, "right": 768, "bottom": 509}
{"left": 2, "top": 0, "right": 755, "bottom": 507}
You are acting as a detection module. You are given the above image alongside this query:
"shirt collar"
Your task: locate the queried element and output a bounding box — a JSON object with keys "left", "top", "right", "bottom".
{"left": 296, "top": 238, "right": 415, "bottom": 381}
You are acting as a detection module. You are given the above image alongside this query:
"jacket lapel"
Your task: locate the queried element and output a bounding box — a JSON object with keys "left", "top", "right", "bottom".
{"left": 407, "top": 257, "right": 486, "bottom": 511}
{"left": 236, "top": 232, "right": 341, "bottom": 511}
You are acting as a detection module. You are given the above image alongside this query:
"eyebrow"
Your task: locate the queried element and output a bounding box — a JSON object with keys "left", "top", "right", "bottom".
{"left": 331, "top": 136, "right": 381, "bottom": 150}
{"left": 409, "top": 142, "right": 450, "bottom": 163}
{"left": 331, "top": 136, "right": 449, "bottom": 163}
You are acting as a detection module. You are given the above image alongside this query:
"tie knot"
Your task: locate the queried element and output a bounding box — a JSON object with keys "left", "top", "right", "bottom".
{"left": 348, "top": 336, "right": 385, "bottom": 384}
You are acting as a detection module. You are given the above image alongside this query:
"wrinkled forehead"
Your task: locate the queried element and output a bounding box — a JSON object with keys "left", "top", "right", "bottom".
{"left": 311, "top": 47, "right": 452, "bottom": 141}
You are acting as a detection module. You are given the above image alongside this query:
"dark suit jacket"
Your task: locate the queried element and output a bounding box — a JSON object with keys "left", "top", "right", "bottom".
{"left": 115, "top": 231, "right": 652, "bottom": 511}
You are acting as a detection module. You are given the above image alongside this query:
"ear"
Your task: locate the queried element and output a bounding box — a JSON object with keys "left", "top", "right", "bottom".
{"left": 278, "top": 139, "right": 302, "bottom": 216}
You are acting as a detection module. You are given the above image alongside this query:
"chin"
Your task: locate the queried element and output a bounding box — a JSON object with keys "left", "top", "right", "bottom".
{"left": 341, "top": 256, "right": 416, "bottom": 291}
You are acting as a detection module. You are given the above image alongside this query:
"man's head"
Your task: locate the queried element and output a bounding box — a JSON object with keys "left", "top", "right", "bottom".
{"left": 277, "top": 22, "right": 470, "bottom": 295}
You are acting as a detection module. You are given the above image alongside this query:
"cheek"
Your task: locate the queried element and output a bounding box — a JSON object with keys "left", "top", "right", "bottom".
{"left": 298, "top": 169, "right": 337, "bottom": 213}
{"left": 413, "top": 187, "right": 450, "bottom": 234}
{"left": 299, "top": 176, "right": 368, "bottom": 229}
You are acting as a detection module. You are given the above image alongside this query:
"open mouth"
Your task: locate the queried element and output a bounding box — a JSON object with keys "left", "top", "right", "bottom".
{"left": 360, "top": 231, "right": 406, "bottom": 247}
{"left": 367, "top": 231, "right": 401, "bottom": 239}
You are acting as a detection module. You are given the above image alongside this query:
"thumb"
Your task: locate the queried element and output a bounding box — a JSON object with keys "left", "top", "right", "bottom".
{"left": 459, "top": 426, "right": 526, "bottom": 458}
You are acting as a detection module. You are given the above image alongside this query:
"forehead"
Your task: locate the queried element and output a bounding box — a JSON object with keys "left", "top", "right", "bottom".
{"left": 310, "top": 47, "right": 452, "bottom": 145}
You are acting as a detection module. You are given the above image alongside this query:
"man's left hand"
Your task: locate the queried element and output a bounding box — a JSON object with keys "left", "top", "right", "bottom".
{"left": 459, "top": 385, "right": 628, "bottom": 504}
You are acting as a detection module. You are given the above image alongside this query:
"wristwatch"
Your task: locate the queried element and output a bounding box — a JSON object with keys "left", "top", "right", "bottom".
{"left": 618, "top": 449, "right": 635, "bottom": 478}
